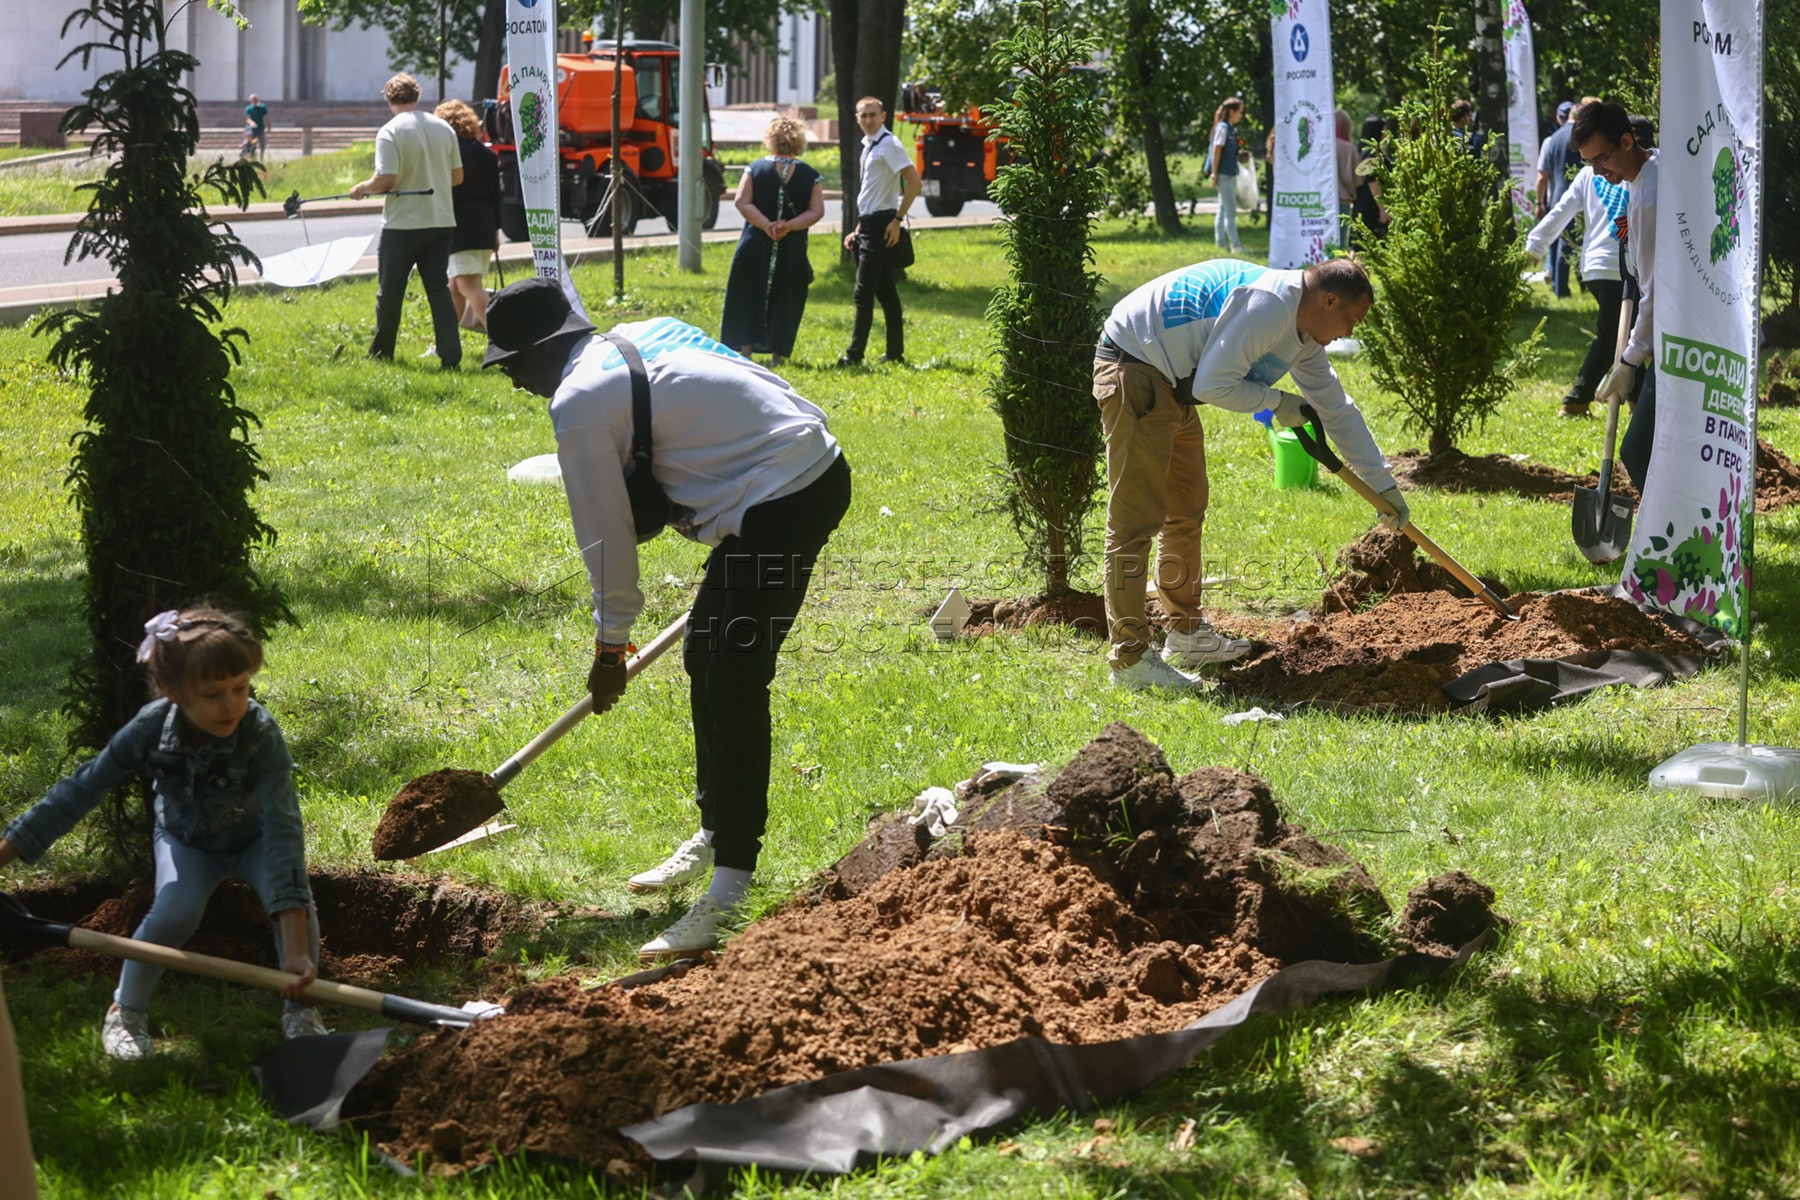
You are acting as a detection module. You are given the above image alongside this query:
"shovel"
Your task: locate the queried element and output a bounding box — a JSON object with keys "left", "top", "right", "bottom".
{"left": 1571, "top": 294, "right": 1637, "bottom": 564}
{"left": 282, "top": 188, "right": 433, "bottom": 218}
{"left": 1293, "top": 405, "right": 1518, "bottom": 620}
{"left": 371, "top": 611, "right": 690, "bottom": 860}
{"left": 0, "top": 892, "right": 498, "bottom": 1028}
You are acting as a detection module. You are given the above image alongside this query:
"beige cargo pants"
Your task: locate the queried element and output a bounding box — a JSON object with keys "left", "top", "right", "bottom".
{"left": 1093, "top": 355, "right": 1208, "bottom": 667}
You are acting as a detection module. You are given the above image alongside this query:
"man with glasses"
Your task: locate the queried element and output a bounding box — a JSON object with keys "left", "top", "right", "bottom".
{"left": 1570, "top": 100, "right": 1658, "bottom": 493}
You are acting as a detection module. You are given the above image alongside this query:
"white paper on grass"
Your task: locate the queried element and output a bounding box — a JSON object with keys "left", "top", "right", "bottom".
{"left": 930, "top": 587, "right": 972, "bottom": 640}
{"left": 507, "top": 453, "right": 563, "bottom": 485}
{"left": 256, "top": 234, "right": 375, "bottom": 288}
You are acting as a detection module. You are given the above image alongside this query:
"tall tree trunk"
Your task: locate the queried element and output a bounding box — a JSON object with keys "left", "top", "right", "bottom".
{"left": 1472, "top": 0, "right": 1508, "bottom": 174}
{"left": 473, "top": 0, "right": 505, "bottom": 103}
{"left": 830, "top": 0, "right": 860, "bottom": 250}
{"left": 1141, "top": 110, "right": 1182, "bottom": 235}
{"left": 1124, "top": 2, "right": 1182, "bottom": 235}
{"left": 829, "top": 0, "right": 906, "bottom": 255}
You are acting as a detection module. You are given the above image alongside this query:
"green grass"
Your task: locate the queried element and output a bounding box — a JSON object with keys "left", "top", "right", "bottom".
{"left": 3, "top": 219, "right": 1800, "bottom": 1197}
{"left": 0, "top": 144, "right": 376, "bottom": 217}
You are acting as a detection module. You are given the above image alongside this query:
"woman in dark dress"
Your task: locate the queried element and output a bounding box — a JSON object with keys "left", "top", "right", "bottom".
{"left": 720, "top": 117, "right": 824, "bottom": 365}
{"left": 1349, "top": 115, "right": 1389, "bottom": 248}
{"left": 435, "top": 99, "right": 502, "bottom": 334}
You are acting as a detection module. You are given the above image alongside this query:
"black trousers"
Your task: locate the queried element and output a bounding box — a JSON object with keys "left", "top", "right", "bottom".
{"left": 686, "top": 454, "right": 852, "bottom": 871}
{"left": 1620, "top": 367, "right": 1657, "bottom": 495}
{"left": 1568, "top": 277, "right": 1625, "bottom": 407}
{"left": 369, "top": 225, "right": 461, "bottom": 366}
{"left": 846, "top": 210, "right": 903, "bottom": 361}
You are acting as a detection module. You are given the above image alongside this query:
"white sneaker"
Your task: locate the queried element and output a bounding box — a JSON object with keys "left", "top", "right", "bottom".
{"left": 1163, "top": 625, "right": 1253, "bottom": 669}
{"left": 638, "top": 896, "right": 732, "bottom": 960}
{"left": 1110, "top": 655, "right": 1205, "bottom": 692}
{"left": 419, "top": 345, "right": 438, "bottom": 359}
{"left": 281, "top": 1006, "right": 331, "bottom": 1039}
{"left": 627, "top": 832, "right": 714, "bottom": 893}
{"left": 102, "top": 1004, "right": 152, "bottom": 1060}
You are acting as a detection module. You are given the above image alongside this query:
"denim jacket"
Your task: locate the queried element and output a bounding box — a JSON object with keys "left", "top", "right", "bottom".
{"left": 3, "top": 698, "right": 313, "bottom": 913}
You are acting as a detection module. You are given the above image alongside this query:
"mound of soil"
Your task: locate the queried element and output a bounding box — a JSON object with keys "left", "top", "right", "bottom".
{"left": 340, "top": 724, "right": 1499, "bottom": 1177}
{"left": 0, "top": 871, "right": 536, "bottom": 983}
{"left": 962, "top": 589, "right": 1109, "bottom": 638}
{"left": 1390, "top": 448, "right": 1596, "bottom": 498}
{"left": 1394, "top": 441, "right": 1799, "bottom": 514}
{"left": 1321, "top": 528, "right": 1508, "bottom": 614}
{"left": 372, "top": 768, "right": 505, "bottom": 860}
{"left": 1756, "top": 437, "right": 1800, "bottom": 512}
{"left": 1224, "top": 587, "right": 1712, "bottom": 711}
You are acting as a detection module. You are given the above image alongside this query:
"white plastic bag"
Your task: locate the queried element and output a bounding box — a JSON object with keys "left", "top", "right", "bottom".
{"left": 1235, "top": 156, "right": 1260, "bottom": 211}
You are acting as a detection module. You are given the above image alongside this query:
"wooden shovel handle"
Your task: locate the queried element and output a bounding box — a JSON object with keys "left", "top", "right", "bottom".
{"left": 63, "top": 924, "right": 478, "bottom": 1027}
{"left": 489, "top": 610, "right": 689, "bottom": 787}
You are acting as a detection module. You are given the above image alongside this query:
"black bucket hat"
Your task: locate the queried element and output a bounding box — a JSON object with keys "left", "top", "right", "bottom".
{"left": 482, "top": 277, "right": 596, "bottom": 367}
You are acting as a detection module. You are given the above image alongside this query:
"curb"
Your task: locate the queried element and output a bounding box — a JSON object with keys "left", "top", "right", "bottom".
{"left": 0, "top": 211, "right": 989, "bottom": 328}
{"left": 0, "top": 198, "right": 371, "bottom": 237}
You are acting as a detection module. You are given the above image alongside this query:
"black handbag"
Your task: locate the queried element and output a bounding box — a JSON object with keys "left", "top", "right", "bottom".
{"left": 890, "top": 224, "right": 915, "bottom": 271}
{"left": 598, "top": 332, "right": 673, "bottom": 543}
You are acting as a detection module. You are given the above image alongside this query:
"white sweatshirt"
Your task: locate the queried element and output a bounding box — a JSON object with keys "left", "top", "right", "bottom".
{"left": 549, "top": 318, "right": 841, "bottom": 642}
{"left": 1621, "top": 151, "right": 1658, "bottom": 368}
{"left": 1524, "top": 165, "right": 1626, "bottom": 283}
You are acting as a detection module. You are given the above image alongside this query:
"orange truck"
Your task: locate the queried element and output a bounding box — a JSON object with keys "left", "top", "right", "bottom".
{"left": 897, "top": 82, "right": 1009, "bottom": 217}
{"left": 484, "top": 37, "right": 727, "bottom": 238}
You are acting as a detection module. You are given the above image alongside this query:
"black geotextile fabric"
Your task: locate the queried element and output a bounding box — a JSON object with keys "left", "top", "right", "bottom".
{"left": 1440, "top": 588, "right": 1729, "bottom": 715}
{"left": 252, "top": 934, "right": 1491, "bottom": 1182}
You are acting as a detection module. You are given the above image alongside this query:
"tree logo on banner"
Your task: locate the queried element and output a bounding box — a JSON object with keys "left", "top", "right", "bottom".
{"left": 1286, "top": 101, "right": 1321, "bottom": 163}
{"left": 1711, "top": 147, "right": 1744, "bottom": 263}
{"left": 513, "top": 64, "right": 552, "bottom": 170}
{"left": 1269, "top": 0, "right": 1298, "bottom": 17}
{"left": 1675, "top": 102, "right": 1747, "bottom": 305}
{"left": 1290, "top": 24, "right": 1310, "bottom": 61}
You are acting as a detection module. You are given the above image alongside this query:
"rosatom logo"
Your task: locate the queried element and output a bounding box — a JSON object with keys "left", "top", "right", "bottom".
{"left": 1290, "top": 24, "right": 1310, "bottom": 62}
{"left": 517, "top": 0, "right": 539, "bottom": 7}
{"left": 1710, "top": 146, "right": 1742, "bottom": 263}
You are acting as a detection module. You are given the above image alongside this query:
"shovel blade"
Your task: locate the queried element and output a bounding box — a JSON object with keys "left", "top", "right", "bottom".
{"left": 371, "top": 768, "right": 505, "bottom": 861}
{"left": 1572, "top": 486, "right": 1635, "bottom": 564}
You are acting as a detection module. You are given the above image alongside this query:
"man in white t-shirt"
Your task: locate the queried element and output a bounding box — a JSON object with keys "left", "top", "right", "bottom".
{"left": 1094, "top": 257, "right": 1405, "bottom": 691}
{"left": 1572, "top": 100, "right": 1658, "bottom": 492}
{"left": 482, "top": 279, "right": 852, "bottom": 960}
{"left": 838, "top": 96, "right": 920, "bottom": 366}
{"left": 351, "top": 74, "right": 463, "bottom": 368}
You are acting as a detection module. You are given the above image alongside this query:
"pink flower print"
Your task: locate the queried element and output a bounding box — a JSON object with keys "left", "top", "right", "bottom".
{"left": 1655, "top": 571, "right": 1677, "bottom": 605}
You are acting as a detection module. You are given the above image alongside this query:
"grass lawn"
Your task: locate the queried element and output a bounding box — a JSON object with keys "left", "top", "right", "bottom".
{"left": 2, "top": 218, "right": 1799, "bottom": 1198}
{"left": 0, "top": 144, "right": 376, "bottom": 217}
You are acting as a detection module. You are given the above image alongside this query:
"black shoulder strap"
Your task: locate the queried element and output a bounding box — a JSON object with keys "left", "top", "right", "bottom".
{"left": 598, "top": 331, "right": 652, "bottom": 469}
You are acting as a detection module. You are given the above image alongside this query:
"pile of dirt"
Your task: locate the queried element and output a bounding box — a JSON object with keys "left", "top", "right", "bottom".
{"left": 962, "top": 589, "right": 1108, "bottom": 638}
{"left": 1320, "top": 528, "right": 1507, "bottom": 614}
{"left": 340, "top": 724, "right": 1499, "bottom": 1178}
{"left": 1390, "top": 448, "right": 1598, "bottom": 498}
{"left": 0, "top": 871, "right": 536, "bottom": 984}
{"left": 1755, "top": 437, "right": 1800, "bottom": 512}
{"left": 372, "top": 768, "right": 504, "bottom": 861}
{"left": 1224, "top": 587, "right": 1712, "bottom": 711}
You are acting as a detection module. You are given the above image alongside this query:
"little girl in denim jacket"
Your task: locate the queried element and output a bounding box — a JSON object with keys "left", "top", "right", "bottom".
{"left": 0, "top": 608, "right": 326, "bottom": 1059}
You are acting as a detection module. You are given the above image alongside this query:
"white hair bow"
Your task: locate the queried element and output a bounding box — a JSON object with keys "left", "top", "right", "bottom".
{"left": 136, "top": 610, "right": 182, "bottom": 664}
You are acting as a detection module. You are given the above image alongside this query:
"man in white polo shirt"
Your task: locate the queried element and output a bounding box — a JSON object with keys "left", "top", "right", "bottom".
{"left": 838, "top": 96, "right": 921, "bottom": 366}
{"left": 352, "top": 73, "right": 463, "bottom": 368}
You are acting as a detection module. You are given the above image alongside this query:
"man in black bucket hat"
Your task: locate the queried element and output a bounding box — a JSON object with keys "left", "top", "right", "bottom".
{"left": 483, "top": 278, "right": 853, "bottom": 961}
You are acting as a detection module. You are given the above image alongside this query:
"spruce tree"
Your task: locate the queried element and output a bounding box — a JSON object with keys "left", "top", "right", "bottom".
{"left": 985, "top": 1, "right": 1108, "bottom": 594}
{"left": 40, "top": 0, "right": 288, "bottom": 861}
{"left": 1354, "top": 30, "right": 1542, "bottom": 458}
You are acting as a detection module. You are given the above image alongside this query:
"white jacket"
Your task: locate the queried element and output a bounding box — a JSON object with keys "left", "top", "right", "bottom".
{"left": 550, "top": 318, "right": 840, "bottom": 642}
{"left": 1524, "top": 165, "right": 1626, "bottom": 283}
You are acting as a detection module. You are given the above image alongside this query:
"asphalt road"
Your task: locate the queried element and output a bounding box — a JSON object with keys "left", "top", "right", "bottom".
{"left": 0, "top": 201, "right": 1004, "bottom": 290}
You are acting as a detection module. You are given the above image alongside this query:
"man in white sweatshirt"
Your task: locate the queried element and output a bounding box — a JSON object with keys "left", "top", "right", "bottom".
{"left": 483, "top": 279, "right": 852, "bottom": 959}
{"left": 1572, "top": 100, "right": 1658, "bottom": 492}
{"left": 1094, "top": 256, "right": 1406, "bottom": 692}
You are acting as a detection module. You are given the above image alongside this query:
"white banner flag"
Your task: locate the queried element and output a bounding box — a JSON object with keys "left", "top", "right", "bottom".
{"left": 505, "top": 0, "right": 585, "bottom": 313}
{"left": 1269, "top": 0, "right": 1337, "bottom": 268}
{"left": 1503, "top": 0, "right": 1538, "bottom": 227}
{"left": 1623, "top": 0, "right": 1762, "bottom": 634}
